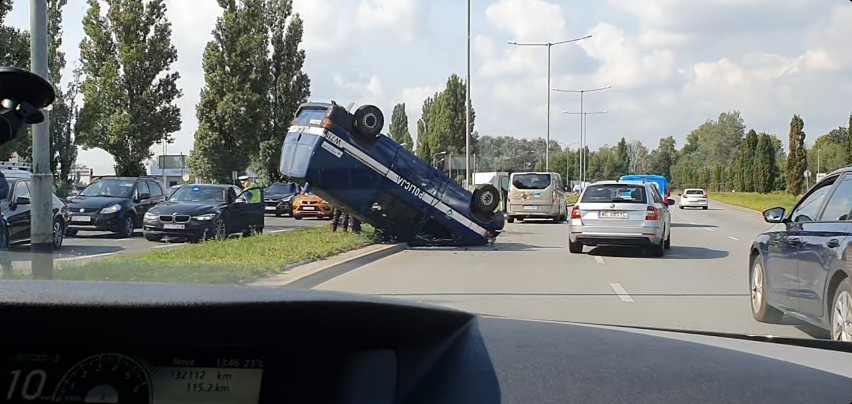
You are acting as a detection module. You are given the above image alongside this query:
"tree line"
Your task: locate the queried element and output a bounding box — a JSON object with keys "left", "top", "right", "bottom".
{"left": 0, "top": 0, "right": 310, "bottom": 189}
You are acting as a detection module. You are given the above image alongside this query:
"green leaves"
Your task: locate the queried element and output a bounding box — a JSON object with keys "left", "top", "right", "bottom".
{"left": 389, "top": 103, "right": 413, "bottom": 151}
{"left": 76, "top": 0, "right": 182, "bottom": 176}
{"left": 415, "top": 75, "right": 475, "bottom": 168}
{"left": 786, "top": 114, "right": 807, "bottom": 196}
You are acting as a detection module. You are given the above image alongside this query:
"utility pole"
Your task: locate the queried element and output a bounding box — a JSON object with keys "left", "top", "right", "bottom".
{"left": 30, "top": 0, "right": 53, "bottom": 278}
{"left": 553, "top": 86, "right": 611, "bottom": 184}
{"left": 508, "top": 35, "right": 591, "bottom": 171}
{"left": 465, "top": 0, "right": 471, "bottom": 188}
{"left": 562, "top": 111, "right": 608, "bottom": 184}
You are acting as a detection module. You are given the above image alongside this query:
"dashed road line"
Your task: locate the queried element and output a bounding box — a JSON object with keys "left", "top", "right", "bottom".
{"left": 727, "top": 236, "right": 739, "bottom": 241}
{"left": 705, "top": 228, "right": 715, "bottom": 232}
{"left": 594, "top": 256, "right": 605, "bottom": 264}
{"left": 610, "top": 283, "right": 634, "bottom": 302}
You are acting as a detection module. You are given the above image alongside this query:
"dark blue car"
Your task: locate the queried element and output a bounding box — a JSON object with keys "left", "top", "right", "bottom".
{"left": 278, "top": 102, "right": 505, "bottom": 246}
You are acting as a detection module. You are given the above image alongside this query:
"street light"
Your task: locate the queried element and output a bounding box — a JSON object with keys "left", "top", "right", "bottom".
{"left": 156, "top": 136, "right": 175, "bottom": 186}
{"left": 507, "top": 34, "right": 592, "bottom": 171}
{"left": 557, "top": 141, "right": 580, "bottom": 186}
{"left": 562, "top": 111, "right": 607, "bottom": 183}
{"left": 553, "top": 86, "right": 611, "bottom": 185}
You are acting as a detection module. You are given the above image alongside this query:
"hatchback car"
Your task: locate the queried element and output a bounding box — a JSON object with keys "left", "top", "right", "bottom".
{"left": 679, "top": 188, "right": 708, "bottom": 209}
{"left": 568, "top": 181, "right": 674, "bottom": 256}
{"left": 292, "top": 193, "right": 333, "bottom": 220}
{"left": 264, "top": 182, "right": 301, "bottom": 217}
{"left": 65, "top": 177, "right": 167, "bottom": 237}
{"left": 750, "top": 167, "right": 852, "bottom": 341}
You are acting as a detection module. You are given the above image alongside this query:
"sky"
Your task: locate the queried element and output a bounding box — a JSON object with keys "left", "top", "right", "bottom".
{"left": 6, "top": 0, "right": 852, "bottom": 175}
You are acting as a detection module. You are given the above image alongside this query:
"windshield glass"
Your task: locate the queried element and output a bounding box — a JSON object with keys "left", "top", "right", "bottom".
{"left": 79, "top": 179, "right": 135, "bottom": 197}
{"left": 3, "top": 0, "right": 848, "bottom": 347}
{"left": 581, "top": 184, "right": 647, "bottom": 204}
{"left": 512, "top": 174, "right": 551, "bottom": 190}
{"left": 169, "top": 186, "right": 225, "bottom": 203}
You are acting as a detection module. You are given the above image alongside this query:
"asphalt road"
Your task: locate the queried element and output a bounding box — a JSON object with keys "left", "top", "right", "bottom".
{"left": 315, "top": 201, "right": 829, "bottom": 340}
{"left": 2, "top": 214, "right": 328, "bottom": 272}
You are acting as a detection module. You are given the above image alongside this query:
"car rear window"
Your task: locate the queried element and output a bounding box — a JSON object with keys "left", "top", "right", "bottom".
{"left": 293, "top": 108, "right": 327, "bottom": 126}
{"left": 512, "top": 174, "right": 552, "bottom": 190}
{"left": 581, "top": 185, "right": 647, "bottom": 204}
{"left": 685, "top": 189, "right": 705, "bottom": 195}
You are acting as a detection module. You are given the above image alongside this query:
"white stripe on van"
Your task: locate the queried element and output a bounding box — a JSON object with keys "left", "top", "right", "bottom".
{"left": 289, "top": 125, "right": 489, "bottom": 237}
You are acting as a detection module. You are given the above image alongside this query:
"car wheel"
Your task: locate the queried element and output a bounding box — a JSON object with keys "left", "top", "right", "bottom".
{"left": 648, "top": 238, "right": 665, "bottom": 257}
{"left": 507, "top": 217, "right": 514, "bottom": 223}
{"left": 472, "top": 184, "right": 500, "bottom": 214}
{"left": 664, "top": 232, "right": 671, "bottom": 249}
{"left": 678, "top": 205, "right": 684, "bottom": 209}
{"left": 144, "top": 232, "right": 163, "bottom": 242}
{"left": 750, "top": 254, "right": 784, "bottom": 323}
{"left": 831, "top": 278, "right": 852, "bottom": 342}
{"left": 353, "top": 105, "right": 384, "bottom": 138}
{"left": 117, "top": 216, "right": 134, "bottom": 238}
{"left": 703, "top": 206, "right": 708, "bottom": 210}
{"left": 275, "top": 213, "right": 282, "bottom": 217}
{"left": 212, "top": 218, "right": 228, "bottom": 241}
{"left": 568, "top": 240, "right": 583, "bottom": 254}
{"left": 294, "top": 215, "right": 302, "bottom": 220}
{"left": 51, "top": 219, "right": 64, "bottom": 250}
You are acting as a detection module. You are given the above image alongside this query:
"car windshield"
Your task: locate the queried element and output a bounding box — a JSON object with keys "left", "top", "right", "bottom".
{"left": 79, "top": 179, "right": 135, "bottom": 197}
{"left": 581, "top": 185, "right": 647, "bottom": 204}
{"left": 169, "top": 186, "right": 224, "bottom": 203}
{"left": 2, "top": 0, "right": 849, "bottom": 348}
{"left": 512, "top": 174, "right": 551, "bottom": 190}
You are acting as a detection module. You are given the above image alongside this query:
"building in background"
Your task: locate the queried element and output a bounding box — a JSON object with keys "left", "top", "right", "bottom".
{"left": 147, "top": 153, "right": 191, "bottom": 186}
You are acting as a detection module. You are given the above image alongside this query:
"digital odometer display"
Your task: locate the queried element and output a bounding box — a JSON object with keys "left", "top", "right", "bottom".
{"left": 0, "top": 352, "right": 264, "bottom": 403}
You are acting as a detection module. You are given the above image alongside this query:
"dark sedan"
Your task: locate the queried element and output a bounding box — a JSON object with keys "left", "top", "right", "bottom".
{"left": 750, "top": 167, "right": 852, "bottom": 341}
{"left": 264, "top": 182, "right": 301, "bottom": 217}
{"left": 143, "top": 184, "right": 264, "bottom": 242}
{"left": 1, "top": 177, "right": 68, "bottom": 249}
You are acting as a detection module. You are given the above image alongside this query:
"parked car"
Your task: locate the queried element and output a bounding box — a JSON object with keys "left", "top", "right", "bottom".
{"left": 65, "top": 176, "right": 167, "bottom": 237}
{"left": 143, "top": 184, "right": 264, "bottom": 242}
{"left": 0, "top": 166, "right": 68, "bottom": 249}
{"left": 678, "top": 188, "right": 708, "bottom": 209}
{"left": 278, "top": 102, "right": 505, "bottom": 246}
{"left": 506, "top": 172, "right": 567, "bottom": 223}
{"left": 750, "top": 167, "right": 852, "bottom": 341}
{"left": 568, "top": 180, "right": 674, "bottom": 255}
{"left": 264, "top": 182, "right": 301, "bottom": 217}
{"left": 292, "top": 192, "right": 333, "bottom": 220}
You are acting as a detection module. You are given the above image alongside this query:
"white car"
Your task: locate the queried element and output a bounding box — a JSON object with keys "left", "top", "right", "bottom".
{"left": 678, "top": 188, "right": 708, "bottom": 209}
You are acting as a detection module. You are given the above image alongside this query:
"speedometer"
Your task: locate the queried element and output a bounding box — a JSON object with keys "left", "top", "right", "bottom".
{"left": 52, "top": 353, "right": 151, "bottom": 403}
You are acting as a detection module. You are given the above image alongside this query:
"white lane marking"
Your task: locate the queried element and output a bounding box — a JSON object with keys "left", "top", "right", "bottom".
{"left": 153, "top": 243, "right": 185, "bottom": 249}
{"left": 705, "top": 228, "right": 715, "bottom": 232}
{"left": 269, "top": 229, "right": 293, "bottom": 234}
{"left": 690, "top": 222, "right": 697, "bottom": 225}
{"left": 610, "top": 283, "right": 634, "bottom": 303}
{"left": 58, "top": 252, "right": 117, "bottom": 261}
{"left": 727, "top": 236, "right": 740, "bottom": 241}
{"left": 594, "top": 256, "right": 605, "bottom": 264}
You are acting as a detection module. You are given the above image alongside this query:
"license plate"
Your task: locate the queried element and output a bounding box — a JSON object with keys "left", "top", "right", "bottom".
{"left": 265, "top": 206, "right": 276, "bottom": 211}
{"left": 523, "top": 205, "right": 537, "bottom": 211}
{"left": 71, "top": 215, "right": 91, "bottom": 222}
{"left": 302, "top": 206, "right": 315, "bottom": 211}
{"left": 163, "top": 224, "right": 185, "bottom": 230}
{"left": 599, "top": 211, "right": 628, "bottom": 219}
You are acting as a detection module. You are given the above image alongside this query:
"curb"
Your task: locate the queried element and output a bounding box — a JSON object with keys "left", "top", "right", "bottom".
{"left": 247, "top": 242, "right": 407, "bottom": 289}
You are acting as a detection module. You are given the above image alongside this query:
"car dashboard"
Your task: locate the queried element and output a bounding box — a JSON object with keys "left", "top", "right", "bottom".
{"left": 0, "top": 281, "right": 850, "bottom": 403}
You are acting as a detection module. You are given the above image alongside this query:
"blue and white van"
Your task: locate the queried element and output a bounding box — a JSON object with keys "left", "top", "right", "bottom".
{"left": 278, "top": 103, "right": 505, "bottom": 246}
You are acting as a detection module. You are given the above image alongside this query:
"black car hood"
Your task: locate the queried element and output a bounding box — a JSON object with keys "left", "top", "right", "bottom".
{"left": 150, "top": 201, "right": 223, "bottom": 216}
{"left": 66, "top": 195, "right": 126, "bottom": 209}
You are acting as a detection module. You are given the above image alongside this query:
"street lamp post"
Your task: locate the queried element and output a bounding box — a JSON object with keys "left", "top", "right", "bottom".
{"left": 557, "top": 141, "right": 580, "bottom": 187}
{"left": 465, "top": 0, "right": 471, "bottom": 188}
{"left": 562, "top": 111, "right": 607, "bottom": 183}
{"left": 553, "top": 86, "right": 611, "bottom": 184}
{"left": 508, "top": 35, "right": 591, "bottom": 172}
{"left": 156, "top": 137, "right": 174, "bottom": 186}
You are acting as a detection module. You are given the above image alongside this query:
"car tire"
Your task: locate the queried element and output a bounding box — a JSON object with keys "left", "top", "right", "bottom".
{"left": 212, "top": 218, "right": 228, "bottom": 241}
{"left": 144, "top": 232, "right": 163, "bottom": 242}
{"left": 664, "top": 232, "right": 671, "bottom": 249}
{"left": 117, "top": 216, "right": 134, "bottom": 238}
{"left": 703, "top": 206, "right": 708, "bottom": 210}
{"left": 750, "top": 254, "right": 784, "bottom": 323}
{"left": 472, "top": 184, "right": 500, "bottom": 214}
{"left": 51, "top": 219, "right": 64, "bottom": 250}
{"left": 831, "top": 278, "right": 852, "bottom": 342}
{"left": 649, "top": 239, "right": 665, "bottom": 257}
{"left": 275, "top": 213, "right": 282, "bottom": 217}
{"left": 353, "top": 105, "right": 384, "bottom": 138}
{"left": 507, "top": 217, "right": 515, "bottom": 224}
{"left": 568, "top": 240, "right": 583, "bottom": 254}
{"left": 294, "top": 215, "right": 302, "bottom": 220}
{"left": 678, "top": 205, "right": 684, "bottom": 209}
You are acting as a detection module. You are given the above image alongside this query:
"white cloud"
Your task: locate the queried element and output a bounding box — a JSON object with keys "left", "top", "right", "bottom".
{"left": 579, "top": 22, "right": 676, "bottom": 88}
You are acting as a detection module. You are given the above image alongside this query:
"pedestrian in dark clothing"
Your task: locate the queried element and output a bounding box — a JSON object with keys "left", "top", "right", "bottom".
{"left": 331, "top": 207, "right": 350, "bottom": 232}
{"left": 350, "top": 216, "right": 362, "bottom": 234}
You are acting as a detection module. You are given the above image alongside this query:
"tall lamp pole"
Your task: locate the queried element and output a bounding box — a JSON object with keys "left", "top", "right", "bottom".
{"left": 508, "top": 35, "right": 591, "bottom": 172}
{"left": 465, "top": 0, "right": 471, "bottom": 188}
{"left": 30, "top": 0, "right": 52, "bottom": 278}
{"left": 553, "top": 86, "right": 611, "bottom": 184}
{"left": 562, "top": 111, "right": 607, "bottom": 183}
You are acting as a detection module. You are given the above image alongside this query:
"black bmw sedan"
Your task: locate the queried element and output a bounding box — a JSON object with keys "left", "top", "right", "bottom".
{"left": 142, "top": 184, "right": 264, "bottom": 242}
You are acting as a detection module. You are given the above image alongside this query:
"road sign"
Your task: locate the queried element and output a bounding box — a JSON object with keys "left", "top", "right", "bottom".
{"left": 804, "top": 170, "right": 811, "bottom": 178}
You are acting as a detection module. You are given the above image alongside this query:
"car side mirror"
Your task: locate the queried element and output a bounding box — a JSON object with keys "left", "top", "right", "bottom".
{"left": 14, "top": 196, "right": 29, "bottom": 205}
{"left": 763, "top": 207, "right": 786, "bottom": 223}
{"left": 664, "top": 198, "right": 675, "bottom": 206}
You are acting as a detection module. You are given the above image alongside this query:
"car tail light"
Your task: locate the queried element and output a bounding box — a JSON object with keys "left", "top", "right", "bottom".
{"left": 321, "top": 119, "right": 334, "bottom": 130}
{"left": 646, "top": 206, "right": 659, "bottom": 220}
{"left": 571, "top": 205, "right": 581, "bottom": 219}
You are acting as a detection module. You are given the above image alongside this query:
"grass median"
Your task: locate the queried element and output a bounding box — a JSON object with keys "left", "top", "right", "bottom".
{"left": 709, "top": 191, "right": 798, "bottom": 212}
{"left": 54, "top": 226, "right": 375, "bottom": 284}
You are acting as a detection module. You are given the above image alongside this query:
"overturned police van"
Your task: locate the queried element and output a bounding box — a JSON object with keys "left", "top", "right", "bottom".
{"left": 278, "top": 102, "right": 505, "bottom": 246}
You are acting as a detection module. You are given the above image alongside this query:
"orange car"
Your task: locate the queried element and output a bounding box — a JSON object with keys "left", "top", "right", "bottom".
{"left": 292, "top": 193, "right": 333, "bottom": 220}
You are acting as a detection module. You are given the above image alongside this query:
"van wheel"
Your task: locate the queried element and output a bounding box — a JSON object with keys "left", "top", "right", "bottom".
{"left": 507, "top": 217, "right": 515, "bottom": 224}
{"left": 472, "top": 184, "right": 500, "bottom": 214}
{"left": 568, "top": 241, "right": 583, "bottom": 253}
{"left": 353, "top": 105, "right": 384, "bottom": 138}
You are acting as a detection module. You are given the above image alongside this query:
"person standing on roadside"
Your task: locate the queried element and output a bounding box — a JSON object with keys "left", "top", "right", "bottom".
{"left": 239, "top": 175, "right": 262, "bottom": 204}
{"left": 331, "top": 207, "right": 350, "bottom": 232}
